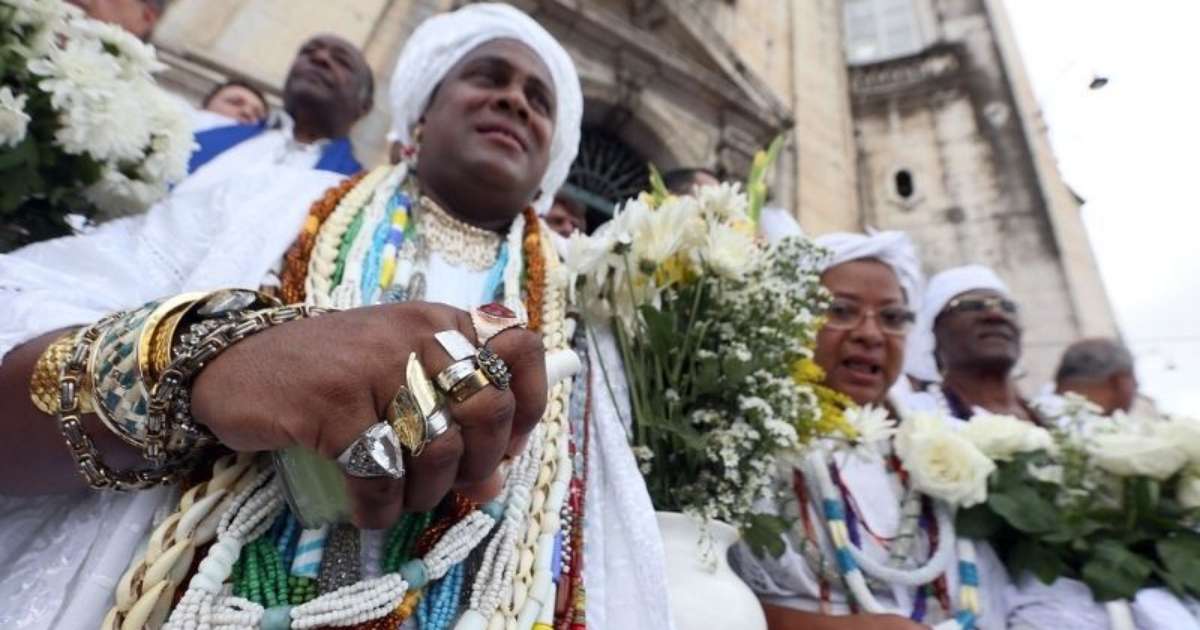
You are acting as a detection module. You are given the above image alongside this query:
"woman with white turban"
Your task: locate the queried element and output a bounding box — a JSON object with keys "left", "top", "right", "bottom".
{"left": 730, "top": 230, "right": 1010, "bottom": 630}
{"left": 0, "top": 4, "right": 670, "bottom": 629}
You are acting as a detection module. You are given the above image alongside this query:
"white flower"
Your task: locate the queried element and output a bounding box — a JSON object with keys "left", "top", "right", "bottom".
{"left": 960, "top": 412, "right": 1056, "bottom": 461}
{"left": 838, "top": 405, "right": 896, "bottom": 459}
{"left": 695, "top": 181, "right": 749, "bottom": 220}
{"left": 896, "top": 412, "right": 995, "bottom": 507}
{"left": 1158, "top": 416, "right": 1200, "bottom": 464}
{"left": 562, "top": 230, "right": 611, "bottom": 277}
{"left": 67, "top": 17, "right": 163, "bottom": 74}
{"left": 1087, "top": 431, "right": 1188, "bottom": 480}
{"left": 1027, "top": 462, "right": 1065, "bottom": 485}
{"left": 0, "top": 86, "right": 31, "bottom": 147}
{"left": 1177, "top": 468, "right": 1200, "bottom": 510}
{"left": 703, "top": 221, "right": 758, "bottom": 279}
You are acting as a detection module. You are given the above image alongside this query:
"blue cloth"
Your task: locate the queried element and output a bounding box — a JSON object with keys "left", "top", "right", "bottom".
{"left": 189, "top": 122, "right": 362, "bottom": 175}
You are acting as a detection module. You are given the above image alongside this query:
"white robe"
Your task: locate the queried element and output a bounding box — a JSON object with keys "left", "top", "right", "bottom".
{"left": 728, "top": 445, "right": 1010, "bottom": 630}
{"left": 0, "top": 164, "right": 672, "bottom": 630}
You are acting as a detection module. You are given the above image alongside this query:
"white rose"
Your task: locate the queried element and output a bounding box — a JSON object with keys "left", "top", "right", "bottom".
{"left": 1158, "top": 416, "right": 1200, "bottom": 464}
{"left": 1087, "top": 432, "right": 1188, "bottom": 480}
{"left": 960, "top": 412, "right": 1056, "bottom": 461}
{"left": 905, "top": 430, "right": 995, "bottom": 507}
{"left": 1177, "top": 469, "right": 1200, "bottom": 510}
{"left": 0, "top": 87, "right": 31, "bottom": 148}
{"left": 897, "top": 412, "right": 995, "bottom": 507}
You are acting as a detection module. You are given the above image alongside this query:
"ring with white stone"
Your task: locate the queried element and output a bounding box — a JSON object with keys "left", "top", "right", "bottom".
{"left": 335, "top": 422, "right": 405, "bottom": 479}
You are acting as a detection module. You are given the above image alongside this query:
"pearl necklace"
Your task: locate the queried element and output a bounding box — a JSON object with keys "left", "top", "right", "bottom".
{"left": 418, "top": 196, "right": 503, "bottom": 272}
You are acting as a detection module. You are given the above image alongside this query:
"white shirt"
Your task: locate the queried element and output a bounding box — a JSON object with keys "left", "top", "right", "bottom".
{"left": 0, "top": 164, "right": 672, "bottom": 630}
{"left": 176, "top": 111, "right": 331, "bottom": 197}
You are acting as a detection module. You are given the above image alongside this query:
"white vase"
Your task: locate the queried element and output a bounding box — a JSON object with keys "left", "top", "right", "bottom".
{"left": 656, "top": 511, "right": 767, "bottom": 630}
{"left": 1105, "top": 599, "right": 1136, "bottom": 630}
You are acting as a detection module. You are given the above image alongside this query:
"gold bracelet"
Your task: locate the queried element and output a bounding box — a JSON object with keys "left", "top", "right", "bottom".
{"left": 134, "top": 292, "right": 206, "bottom": 388}
{"left": 29, "top": 330, "right": 94, "bottom": 416}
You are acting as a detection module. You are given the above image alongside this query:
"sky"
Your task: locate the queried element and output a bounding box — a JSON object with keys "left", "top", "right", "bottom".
{"left": 1003, "top": 0, "right": 1200, "bottom": 416}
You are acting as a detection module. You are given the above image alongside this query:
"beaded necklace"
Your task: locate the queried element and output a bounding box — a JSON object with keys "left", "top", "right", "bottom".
{"left": 801, "top": 447, "right": 981, "bottom": 630}
{"left": 146, "top": 167, "right": 576, "bottom": 630}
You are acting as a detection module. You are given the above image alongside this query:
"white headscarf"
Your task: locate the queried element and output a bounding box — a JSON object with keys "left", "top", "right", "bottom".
{"left": 387, "top": 3, "right": 583, "bottom": 215}
{"left": 904, "top": 264, "right": 1011, "bottom": 383}
{"left": 814, "top": 229, "right": 925, "bottom": 312}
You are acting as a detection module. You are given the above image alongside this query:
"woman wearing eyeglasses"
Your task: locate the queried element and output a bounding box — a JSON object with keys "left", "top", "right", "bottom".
{"left": 730, "top": 233, "right": 1009, "bottom": 630}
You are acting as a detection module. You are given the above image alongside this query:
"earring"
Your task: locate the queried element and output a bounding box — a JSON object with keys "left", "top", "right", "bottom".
{"left": 401, "top": 124, "right": 423, "bottom": 170}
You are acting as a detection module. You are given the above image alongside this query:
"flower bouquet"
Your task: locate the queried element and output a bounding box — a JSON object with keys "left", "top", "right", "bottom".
{"left": 564, "top": 146, "right": 831, "bottom": 554}
{"left": 954, "top": 394, "right": 1200, "bottom": 610}
{"left": 0, "top": 0, "right": 193, "bottom": 250}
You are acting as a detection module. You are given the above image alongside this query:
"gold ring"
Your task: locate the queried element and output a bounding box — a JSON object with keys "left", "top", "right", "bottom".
{"left": 448, "top": 369, "right": 491, "bottom": 404}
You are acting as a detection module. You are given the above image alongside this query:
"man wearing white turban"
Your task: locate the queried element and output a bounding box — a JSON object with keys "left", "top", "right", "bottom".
{"left": 730, "top": 232, "right": 1010, "bottom": 630}
{"left": 897, "top": 264, "right": 1039, "bottom": 424}
{"left": 0, "top": 4, "right": 671, "bottom": 629}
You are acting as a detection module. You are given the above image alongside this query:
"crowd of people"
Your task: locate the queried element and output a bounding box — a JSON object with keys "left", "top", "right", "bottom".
{"left": 0, "top": 2, "right": 1174, "bottom": 630}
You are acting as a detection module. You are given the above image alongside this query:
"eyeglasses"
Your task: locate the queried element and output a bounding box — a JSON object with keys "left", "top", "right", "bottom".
{"left": 943, "top": 296, "right": 1019, "bottom": 317}
{"left": 823, "top": 300, "right": 915, "bottom": 336}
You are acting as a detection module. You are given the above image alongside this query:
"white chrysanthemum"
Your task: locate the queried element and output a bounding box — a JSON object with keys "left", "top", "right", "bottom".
{"left": 4, "top": 0, "right": 72, "bottom": 28}
{"left": 139, "top": 89, "right": 194, "bottom": 183}
{"left": 703, "top": 221, "right": 758, "bottom": 279}
{"left": 67, "top": 17, "right": 163, "bottom": 74}
{"left": 28, "top": 36, "right": 120, "bottom": 108}
{"left": 839, "top": 405, "right": 896, "bottom": 459}
{"left": 0, "top": 86, "right": 31, "bottom": 147}
{"left": 694, "top": 181, "right": 749, "bottom": 220}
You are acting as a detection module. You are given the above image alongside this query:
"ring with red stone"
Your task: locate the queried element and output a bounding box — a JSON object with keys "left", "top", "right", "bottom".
{"left": 470, "top": 302, "right": 527, "bottom": 346}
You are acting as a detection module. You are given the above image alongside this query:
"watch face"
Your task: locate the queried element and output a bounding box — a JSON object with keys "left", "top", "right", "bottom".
{"left": 195, "top": 289, "right": 281, "bottom": 317}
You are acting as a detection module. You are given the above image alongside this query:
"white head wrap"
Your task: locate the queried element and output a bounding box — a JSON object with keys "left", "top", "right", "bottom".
{"left": 757, "top": 207, "right": 805, "bottom": 245}
{"left": 904, "top": 264, "right": 1011, "bottom": 383}
{"left": 814, "top": 229, "right": 925, "bottom": 313}
{"left": 387, "top": 2, "right": 583, "bottom": 214}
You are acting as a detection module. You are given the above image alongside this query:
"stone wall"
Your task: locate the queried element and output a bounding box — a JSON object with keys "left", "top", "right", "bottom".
{"left": 850, "top": 0, "right": 1117, "bottom": 388}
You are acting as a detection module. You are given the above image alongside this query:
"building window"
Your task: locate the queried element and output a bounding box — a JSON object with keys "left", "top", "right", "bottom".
{"left": 894, "top": 169, "right": 915, "bottom": 199}
{"left": 844, "top": 0, "right": 929, "bottom": 65}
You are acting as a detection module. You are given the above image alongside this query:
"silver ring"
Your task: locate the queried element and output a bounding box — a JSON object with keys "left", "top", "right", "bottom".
{"left": 435, "top": 358, "right": 478, "bottom": 392}
{"left": 434, "top": 330, "right": 477, "bottom": 362}
{"left": 335, "top": 422, "right": 405, "bottom": 479}
{"left": 425, "top": 408, "right": 452, "bottom": 442}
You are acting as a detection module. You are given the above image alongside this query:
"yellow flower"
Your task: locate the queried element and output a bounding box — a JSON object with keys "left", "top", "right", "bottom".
{"left": 654, "top": 252, "right": 696, "bottom": 287}
{"left": 791, "top": 358, "right": 826, "bottom": 385}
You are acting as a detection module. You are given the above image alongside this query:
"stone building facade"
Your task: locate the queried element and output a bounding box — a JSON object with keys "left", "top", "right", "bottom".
{"left": 152, "top": 0, "right": 1116, "bottom": 387}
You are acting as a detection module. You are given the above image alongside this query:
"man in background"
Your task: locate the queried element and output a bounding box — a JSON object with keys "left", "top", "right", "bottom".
{"left": 1055, "top": 338, "right": 1138, "bottom": 415}
{"left": 544, "top": 191, "right": 587, "bottom": 238}
{"left": 183, "top": 34, "right": 373, "bottom": 192}
{"left": 662, "top": 167, "right": 720, "bottom": 195}
{"left": 68, "top": 0, "right": 165, "bottom": 39}
{"left": 201, "top": 80, "right": 269, "bottom": 126}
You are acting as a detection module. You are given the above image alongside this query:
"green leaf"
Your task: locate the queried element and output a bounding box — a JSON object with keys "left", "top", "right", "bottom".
{"left": 742, "top": 513, "right": 791, "bottom": 558}
{"left": 1081, "top": 541, "right": 1154, "bottom": 602}
{"left": 1010, "top": 537, "right": 1068, "bottom": 585}
{"left": 956, "top": 504, "right": 1002, "bottom": 539}
{"left": 647, "top": 164, "right": 669, "bottom": 205}
{"left": 1157, "top": 533, "right": 1200, "bottom": 595}
{"left": 988, "top": 484, "right": 1060, "bottom": 534}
